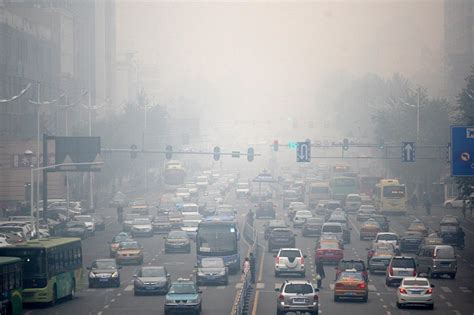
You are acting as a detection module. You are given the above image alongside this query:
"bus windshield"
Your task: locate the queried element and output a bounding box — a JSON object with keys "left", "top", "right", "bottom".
{"left": 0, "top": 248, "right": 46, "bottom": 287}
{"left": 383, "top": 186, "right": 405, "bottom": 198}
{"left": 197, "top": 224, "right": 237, "bottom": 255}
{"left": 333, "top": 178, "right": 356, "bottom": 186}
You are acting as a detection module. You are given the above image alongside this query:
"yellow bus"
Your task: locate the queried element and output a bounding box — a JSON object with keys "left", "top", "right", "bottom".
{"left": 374, "top": 179, "right": 407, "bottom": 215}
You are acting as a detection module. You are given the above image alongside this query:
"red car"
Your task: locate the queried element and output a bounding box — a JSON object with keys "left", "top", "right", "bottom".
{"left": 315, "top": 240, "right": 344, "bottom": 264}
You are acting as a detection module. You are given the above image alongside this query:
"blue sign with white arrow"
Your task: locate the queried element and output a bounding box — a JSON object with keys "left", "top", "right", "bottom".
{"left": 451, "top": 126, "right": 474, "bottom": 176}
{"left": 296, "top": 141, "right": 311, "bottom": 162}
{"left": 402, "top": 142, "right": 415, "bottom": 162}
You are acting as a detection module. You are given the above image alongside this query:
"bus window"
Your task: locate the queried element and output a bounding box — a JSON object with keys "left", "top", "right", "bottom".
{"left": 383, "top": 186, "right": 405, "bottom": 198}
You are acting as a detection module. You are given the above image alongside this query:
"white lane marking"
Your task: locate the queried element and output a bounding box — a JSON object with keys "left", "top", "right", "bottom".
{"left": 439, "top": 294, "right": 446, "bottom": 300}
{"left": 235, "top": 283, "right": 243, "bottom": 289}
{"left": 460, "top": 287, "right": 472, "bottom": 293}
{"left": 368, "top": 284, "right": 377, "bottom": 291}
{"left": 441, "top": 286, "right": 452, "bottom": 293}
{"left": 256, "top": 283, "right": 265, "bottom": 289}
{"left": 329, "top": 284, "right": 334, "bottom": 290}
{"left": 124, "top": 285, "right": 133, "bottom": 291}
{"left": 105, "top": 288, "right": 114, "bottom": 292}
{"left": 446, "top": 301, "right": 453, "bottom": 307}
{"left": 117, "top": 293, "right": 122, "bottom": 296}
{"left": 383, "top": 305, "right": 387, "bottom": 308}
{"left": 110, "top": 299, "right": 115, "bottom": 303}
{"left": 98, "top": 312, "right": 102, "bottom": 315}
{"left": 104, "top": 305, "right": 109, "bottom": 309}
{"left": 216, "top": 286, "right": 225, "bottom": 289}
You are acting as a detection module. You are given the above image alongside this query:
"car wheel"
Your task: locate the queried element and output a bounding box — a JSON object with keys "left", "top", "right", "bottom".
{"left": 396, "top": 302, "right": 402, "bottom": 309}
{"left": 362, "top": 295, "right": 368, "bottom": 303}
{"left": 445, "top": 203, "right": 453, "bottom": 209}
{"left": 50, "top": 285, "right": 57, "bottom": 306}
{"left": 334, "top": 295, "right": 339, "bottom": 302}
{"left": 369, "top": 268, "right": 374, "bottom": 275}
{"left": 68, "top": 280, "right": 76, "bottom": 300}
{"left": 134, "top": 290, "right": 139, "bottom": 296}
{"left": 89, "top": 282, "right": 94, "bottom": 289}
{"left": 427, "top": 304, "right": 434, "bottom": 310}
{"left": 449, "top": 273, "right": 456, "bottom": 279}
{"left": 275, "top": 271, "right": 280, "bottom": 277}
{"left": 385, "top": 279, "right": 391, "bottom": 287}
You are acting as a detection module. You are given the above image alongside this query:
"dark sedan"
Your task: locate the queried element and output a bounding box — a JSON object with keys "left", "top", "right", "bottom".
{"left": 88, "top": 259, "right": 121, "bottom": 288}
{"left": 164, "top": 230, "right": 191, "bottom": 253}
{"left": 153, "top": 215, "right": 172, "bottom": 234}
{"left": 400, "top": 231, "right": 424, "bottom": 252}
{"left": 196, "top": 257, "right": 228, "bottom": 286}
{"left": 133, "top": 266, "right": 170, "bottom": 295}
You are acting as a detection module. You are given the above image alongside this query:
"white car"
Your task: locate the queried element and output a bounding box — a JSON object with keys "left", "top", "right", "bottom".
{"left": 443, "top": 196, "right": 470, "bottom": 209}
{"left": 375, "top": 232, "right": 400, "bottom": 251}
{"left": 274, "top": 248, "right": 306, "bottom": 277}
{"left": 74, "top": 215, "right": 96, "bottom": 235}
{"left": 176, "top": 188, "right": 191, "bottom": 201}
{"left": 131, "top": 218, "right": 153, "bottom": 237}
{"left": 397, "top": 277, "right": 434, "bottom": 309}
{"left": 293, "top": 210, "right": 313, "bottom": 228}
{"left": 345, "top": 194, "right": 362, "bottom": 212}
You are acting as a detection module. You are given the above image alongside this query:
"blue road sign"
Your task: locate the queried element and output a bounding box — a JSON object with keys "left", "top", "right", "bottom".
{"left": 402, "top": 142, "right": 416, "bottom": 162}
{"left": 451, "top": 126, "right": 474, "bottom": 176}
{"left": 296, "top": 141, "right": 311, "bottom": 162}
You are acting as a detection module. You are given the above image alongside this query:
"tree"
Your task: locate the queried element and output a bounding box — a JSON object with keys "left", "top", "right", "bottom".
{"left": 455, "top": 67, "right": 474, "bottom": 200}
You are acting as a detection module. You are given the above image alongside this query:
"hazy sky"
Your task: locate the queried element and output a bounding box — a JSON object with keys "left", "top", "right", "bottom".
{"left": 116, "top": 1, "right": 444, "bottom": 124}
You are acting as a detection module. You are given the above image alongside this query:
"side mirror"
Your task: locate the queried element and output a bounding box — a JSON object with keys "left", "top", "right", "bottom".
{"left": 198, "top": 290, "right": 203, "bottom": 293}
{"left": 273, "top": 255, "right": 277, "bottom": 258}
{"left": 303, "top": 255, "right": 307, "bottom": 258}
{"left": 314, "top": 288, "right": 319, "bottom": 292}
{"left": 86, "top": 267, "right": 91, "bottom": 270}
{"left": 275, "top": 288, "right": 280, "bottom": 292}
{"left": 133, "top": 274, "right": 137, "bottom": 278}
{"left": 118, "top": 266, "right": 123, "bottom": 269}
{"left": 167, "top": 273, "right": 171, "bottom": 277}
{"left": 430, "top": 284, "right": 435, "bottom": 288}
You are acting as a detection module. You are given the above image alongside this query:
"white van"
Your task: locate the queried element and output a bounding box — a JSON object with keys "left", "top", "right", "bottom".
{"left": 320, "top": 222, "right": 344, "bottom": 242}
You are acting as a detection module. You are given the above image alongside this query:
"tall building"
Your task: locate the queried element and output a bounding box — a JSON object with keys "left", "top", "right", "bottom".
{"left": 444, "top": 0, "right": 474, "bottom": 97}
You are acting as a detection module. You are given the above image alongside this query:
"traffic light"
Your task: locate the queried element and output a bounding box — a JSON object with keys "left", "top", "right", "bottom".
{"left": 342, "top": 138, "right": 349, "bottom": 151}
{"left": 379, "top": 139, "right": 385, "bottom": 149}
{"left": 165, "top": 145, "right": 172, "bottom": 160}
{"left": 130, "top": 144, "right": 138, "bottom": 159}
{"left": 247, "top": 147, "right": 254, "bottom": 162}
{"left": 273, "top": 140, "right": 279, "bottom": 152}
{"left": 288, "top": 141, "right": 297, "bottom": 149}
{"left": 213, "top": 146, "right": 221, "bottom": 161}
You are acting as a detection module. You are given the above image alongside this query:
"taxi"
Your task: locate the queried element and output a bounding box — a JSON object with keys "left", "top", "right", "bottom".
{"left": 334, "top": 270, "right": 368, "bottom": 302}
{"left": 315, "top": 239, "right": 343, "bottom": 264}
{"left": 109, "top": 232, "right": 132, "bottom": 258}
{"left": 115, "top": 240, "right": 144, "bottom": 265}
{"left": 407, "top": 220, "right": 428, "bottom": 237}
{"left": 360, "top": 219, "right": 381, "bottom": 240}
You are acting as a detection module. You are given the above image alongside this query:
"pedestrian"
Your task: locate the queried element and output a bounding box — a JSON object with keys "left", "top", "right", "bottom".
{"left": 410, "top": 194, "right": 418, "bottom": 211}
{"left": 246, "top": 209, "right": 254, "bottom": 227}
{"left": 462, "top": 199, "right": 467, "bottom": 219}
{"left": 315, "top": 260, "right": 325, "bottom": 288}
{"left": 242, "top": 257, "right": 250, "bottom": 275}
{"left": 423, "top": 193, "right": 431, "bottom": 216}
{"left": 117, "top": 205, "right": 124, "bottom": 223}
{"left": 249, "top": 252, "right": 256, "bottom": 283}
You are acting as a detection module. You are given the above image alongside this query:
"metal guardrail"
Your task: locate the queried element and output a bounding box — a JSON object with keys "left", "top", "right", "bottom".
{"left": 232, "top": 221, "right": 259, "bottom": 315}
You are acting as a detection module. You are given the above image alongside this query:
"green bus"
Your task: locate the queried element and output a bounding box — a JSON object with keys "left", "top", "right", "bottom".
{"left": 330, "top": 176, "right": 359, "bottom": 201}
{"left": 0, "top": 257, "right": 22, "bottom": 315}
{"left": 0, "top": 238, "right": 82, "bottom": 305}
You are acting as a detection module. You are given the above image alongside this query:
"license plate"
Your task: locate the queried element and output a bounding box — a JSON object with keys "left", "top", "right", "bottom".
{"left": 292, "top": 298, "right": 306, "bottom": 303}
{"left": 146, "top": 287, "right": 155, "bottom": 290}
{"left": 411, "top": 290, "right": 422, "bottom": 295}
{"left": 441, "top": 262, "right": 450, "bottom": 266}
{"left": 399, "top": 271, "right": 409, "bottom": 276}
{"left": 344, "top": 292, "right": 355, "bottom": 296}
{"left": 99, "top": 279, "right": 108, "bottom": 282}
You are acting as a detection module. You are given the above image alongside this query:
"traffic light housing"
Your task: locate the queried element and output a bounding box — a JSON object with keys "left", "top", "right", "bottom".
{"left": 213, "top": 146, "right": 221, "bottom": 161}
{"left": 342, "top": 138, "right": 349, "bottom": 151}
{"left": 247, "top": 147, "right": 254, "bottom": 162}
{"left": 130, "top": 144, "right": 138, "bottom": 159}
{"left": 165, "top": 145, "right": 172, "bottom": 160}
{"left": 273, "top": 140, "right": 279, "bottom": 152}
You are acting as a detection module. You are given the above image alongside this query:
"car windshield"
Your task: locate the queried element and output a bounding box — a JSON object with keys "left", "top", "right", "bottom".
{"left": 125, "top": 214, "right": 140, "bottom": 220}
{"left": 271, "top": 229, "right": 292, "bottom": 237}
{"left": 119, "top": 242, "right": 140, "bottom": 249}
{"left": 392, "top": 258, "right": 415, "bottom": 268}
{"left": 201, "top": 258, "right": 225, "bottom": 268}
{"left": 321, "top": 242, "right": 339, "bottom": 249}
{"left": 346, "top": 195, "right": 361, "bottom": 201}
{"left": 284, "top": 284, "right": 313, "bottom": 294}
{"left": 75, "top": 216, "right": 92, "bottom": 222}
{"left": 339, "top": 261, "right": 364, "bottom": 271}
{"left": 66, "top": 221, "right": 84, "bottom": 228}
{"left": 360, "top": 208, "right": 375, "bottom": 213}
{"left": 279, "top": 250, "right": 301, "bottom": 258}
{"left": 140, "top": 268, "right": 165, "bottom": 277}
{"left": 409, "top": 223, "right": 425, "bottom": 230}
{"left": 93, "top": 260, "right": 116, "bottom": 269}
{"left": 296, "top": 211, "right": 312, "bottom": 217}
{"left": 113, "top": 234, "right": 130, "bottom": 242}
{"left": 269, "top": 220, "right": 286, "bottom": 227}
{"left": 403, "top": 280, "right": 429, "bottom": 286}
{"left": 338, "top": 272, "right": 363, "bottom": 281}
{"left": 133, "top": 219, "right": 151, "bottom": 225}
{"left": 435, "top": 247, "right": 454, "bottom": 258}
{"left": 322, "top": 225, "right": 342, "bottom": 233}
{"left": 306, "top": 218, "right": 324, "bottom": 224}
{"left": 169, "top": 283, "right": 197, "bottom": 294}
{"left": 378, "top": 234, "right": 398, "bottom": 241}
{"left": 168, "top": 231, "right": 187, "bottom": 239}
{"left": 440, "top": 225, "right": 458, "bottom": 233}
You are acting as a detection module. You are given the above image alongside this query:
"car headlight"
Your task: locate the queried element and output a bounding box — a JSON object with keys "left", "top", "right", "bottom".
{"left": 111, "top": 272, "right": 119, "bottom": 278}
{"left": 188, "top": 298, "right": 198, "bottom": 304}
{"left": 165, "top": 299, "right": 174, "bottom": 304}
{"left": 197, "top": 272, "right": 205, "bottom": 277}
{"left": 89, "top": 272, "right": 96, "bottom": 278}
{"left": 218, "top": 270, "right": 226, "bottom": 276}
{"left": 135, "top": 278, "right": 144, "bottom": 286}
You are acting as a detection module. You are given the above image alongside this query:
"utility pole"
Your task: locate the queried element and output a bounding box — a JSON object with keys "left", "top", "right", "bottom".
{"left": 416, "top": 87, "right": 421, "bottom": 142}
{"left": 88, "top": 92, "right": 94, "bottom": 211}
{"left": 36, "top": 83, "right": 41, "bottom": 211}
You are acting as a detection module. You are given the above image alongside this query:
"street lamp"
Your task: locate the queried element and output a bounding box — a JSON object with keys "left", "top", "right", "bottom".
{"left": 24, "top": 150, "right": 35, "bottom": 223}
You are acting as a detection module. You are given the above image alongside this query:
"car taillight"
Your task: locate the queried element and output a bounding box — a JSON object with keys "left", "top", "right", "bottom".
{"left": 399, "top": 288, "right": 407, "bottom": 294}
{"left": 313, "top": 294, "right": 319, "bottom": 301}
{"left": 275, "top": 256, "right": 280, "bottom": 264}
{"left": 358, "top": 283, "right": 366, "bottom": 289}
{"left": 389, "top": 267, "right": 393, "bottom": 275}
{"left": 335, "top": 283, "right": 344, "bottom": 288}
{"left": 426, "top": 288, "right": 433, "bottom": 294}
{"left": 301, "top": 256, "right": 305, "bottom": 265}
{"left": 412, "top": 270, "right": 417, "bottom": 276}
{"left": 278, "top": 294, "right": 284, "bottom": 301}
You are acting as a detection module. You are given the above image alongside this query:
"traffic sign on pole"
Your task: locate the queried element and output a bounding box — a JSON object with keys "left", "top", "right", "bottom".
{"left": 213, "top": 146, "right": 220, "bottom": 161}
{"left": 402, "top": 142, "right": 416, "bottom": 162}
{"left": 296, "top": 141, "right": 311, "bottom": 162}
{"left": 451, "top": 126, "right": 474, "bottom": 176}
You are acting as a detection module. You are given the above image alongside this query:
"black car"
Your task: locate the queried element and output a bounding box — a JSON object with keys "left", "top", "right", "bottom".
{"left": 92, "top": 214, "right": 105, "bottom": 231}
{"left": 195, "top": 257, "right": 228, "bottom": 286}
{"left": 256, "top": 201, "right": 276, "bottom": 219}
{"left": 264, "top": 220, "right": 288, "bottom": 240}
{"left": 133, "top": 266, "right": 171, "bottom": 295}
{"left": 88, "top": 259, "right": 121, "bottom": 288}
{"left": 369, "top": 215, "right": 390, "bottom": 232}
{"left": 400, "top": 231, "right": 424, "bottom": 252}
{"left": 153, "top": 214, "right": 172, "bottom": 234}
{"left": 164, "top": 230, "right": 191, "bottom": 253}
{"left": 268, "top": 228, "right": 296, "bottom": 252}
{"left": 63, "top": 221, "right": 88, "bottom": 239}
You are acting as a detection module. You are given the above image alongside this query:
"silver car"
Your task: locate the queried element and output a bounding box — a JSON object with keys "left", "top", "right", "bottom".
{"left": 274, "top": 248, "right": 306, "bottom": 277}
{"left": 133, "top": 266, "right": 170, "bottom": 295}
{"left": 275, "top": 280, "right": 319, "bottom": 315}
{"left": 385, "top": 256, "right": 417, "bottom": 286}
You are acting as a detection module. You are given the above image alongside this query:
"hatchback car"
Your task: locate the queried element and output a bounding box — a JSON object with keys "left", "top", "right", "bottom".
{"left": 164, "top": 230, "right": 191, "bottom": 253}
{"left": 88, "top": 259, "right": 121, "bottom": 288}
{"left": 134, "top": 266, "right": 170, "bottom": 295}
{"left": 268, "top": 228, "right": 296, "bottom": 252}
{"left": 131, "top": 218, "right": 153, "bottom": 237}
{"left": 397, "top": 277, "right": 434, "bottom": 309}
{"left": 264, "top": 220, "right": 288, "bottom": 240}
{"left": 334, "top": 270, "right": 368, "bottom": 302}
{"left": 256, "top": 201, "right": 276, "bottom": 219}
{"left": 164, "top": 279, "right": 202, "bottom": 315}
{"left": 195, "top": 257, "right": 228, "bottom": 286}
{"left": 385, "top": 256, "right": 417, "bottom": 286}
{"left": 274, "top": 248, "right": 306, "bottom": 277}
{"left": 367, "top": 244, "right": 395, "bottom": 274}
{"left": 115, "top": 240, "right": 144, "bottom": 265}
{"left": 275, "top": 280, "right": 319, "bottom": 315}
{"left": 152, "top": 214, "right": 172, "bottom": 234}
{"left": 369, "top": 214, "right": 390, "bottom": 232}
{"left": 400, "top": 231, "right": 424, "bottom": 252}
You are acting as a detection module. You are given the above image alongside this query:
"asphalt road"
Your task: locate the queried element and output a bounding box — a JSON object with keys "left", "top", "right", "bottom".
{"left": 24, "top": 192, "right": 474, "bottom": 315}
